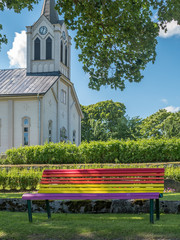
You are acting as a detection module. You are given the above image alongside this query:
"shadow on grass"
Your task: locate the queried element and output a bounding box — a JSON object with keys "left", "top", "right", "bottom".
{"left": 0, "top": 212, "right": 180, "bottom": 240}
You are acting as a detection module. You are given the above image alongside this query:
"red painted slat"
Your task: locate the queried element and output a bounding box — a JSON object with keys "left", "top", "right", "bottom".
{"left": 42, "top": 173, "right": 164, "bottom": 177}
{"left": 40, "top": 180, "right": 164, "bottom": 184}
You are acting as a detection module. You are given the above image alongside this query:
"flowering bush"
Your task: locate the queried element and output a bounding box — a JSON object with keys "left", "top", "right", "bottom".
{"left": 164, "top": 188, "right": 175, "bottom": 193}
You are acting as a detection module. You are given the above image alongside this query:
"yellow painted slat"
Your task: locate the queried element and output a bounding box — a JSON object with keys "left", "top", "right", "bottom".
{"left": 39, "top": 187, "right": 164, "bottom": 192}
{"left": 40, "top": 184, "right": 164, "bottom": 188}
{"left": 38, "top": 189, "right": 164, "bottom": 194}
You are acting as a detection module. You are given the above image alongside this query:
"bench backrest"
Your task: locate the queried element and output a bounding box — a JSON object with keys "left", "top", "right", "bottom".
{"left": 38, "top": 168, "right": 164, "bottom": 194}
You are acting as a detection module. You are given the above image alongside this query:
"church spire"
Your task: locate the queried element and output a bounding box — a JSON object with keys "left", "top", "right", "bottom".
{"left": 41, "top": 0, "right": 59, "bottom": 24}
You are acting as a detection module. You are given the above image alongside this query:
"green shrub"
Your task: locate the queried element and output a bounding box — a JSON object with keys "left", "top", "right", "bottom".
{"left": 2, "top": 138, "right": 180, "bottom": 165}
{"left": 0, "top": 168, "right": 42, "bottom": 191}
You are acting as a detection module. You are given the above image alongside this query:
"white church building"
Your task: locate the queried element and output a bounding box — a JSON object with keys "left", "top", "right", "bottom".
{"left": 0, "top": 0, "right": 83, "bottom": 154}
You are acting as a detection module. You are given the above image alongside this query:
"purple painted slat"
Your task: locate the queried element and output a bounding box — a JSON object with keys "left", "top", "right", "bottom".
{"left": 22, "top": 193, "right": 160, "bottom": 200}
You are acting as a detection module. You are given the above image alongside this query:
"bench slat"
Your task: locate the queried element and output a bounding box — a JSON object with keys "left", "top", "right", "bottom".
{"left": 42, "top": 173, "right": 164, "bottom": 177}
{"left": 38, "top": 189, "right": 164, "bottom": 194}
{"left": 40, "top": 180, "right": 164, "bottom": 184}
{"left": 22, "top": 192, "right": 160, "bottom": 200}
{"left": 41, "top": 177, "right": 164, "bottom": 181}
{"left": 40, "top": 183, "right": 164, "bottom": 188}
{"left": 44, "top": 168, "right": 164, "bottom": 173}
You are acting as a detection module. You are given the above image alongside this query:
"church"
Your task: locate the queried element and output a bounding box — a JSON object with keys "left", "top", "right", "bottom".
{"left": 0, "top": 0, "right": 83, "bottom": 154}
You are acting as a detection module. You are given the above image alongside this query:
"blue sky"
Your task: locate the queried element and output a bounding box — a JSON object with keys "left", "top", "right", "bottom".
{"left": 0, "top": 0, "right": 180, "bottom": 119}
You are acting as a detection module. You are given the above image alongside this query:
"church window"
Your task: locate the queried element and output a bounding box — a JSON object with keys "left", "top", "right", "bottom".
{"left": 73, "top": 130, "right": 76, "bottom": 143}
{"left": 22, "top": 117, "right": 30, "bottom": 146}
{"left": 65, "top": 45, "right": 68, "bottom": 66}
{"left": 46, "top": 37, "right": 52, "bottom": 60}
{"left": 60, "top": 127, "right": 67, "bottom": 142}
{"left": 48, "top": 120, "right": 52, "bottom": 142}
{"left": 61, "top": 89, "right": 66, "bottom": 104}
{"left": 61, "top": 40, "right": 63, "bottom": 63}
{"left": 34, "top": 37, "right": 40, "bottom": 60}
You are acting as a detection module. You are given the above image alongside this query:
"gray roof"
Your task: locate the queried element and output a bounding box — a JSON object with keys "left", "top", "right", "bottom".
{"left": 41, "top": 0, "right": 59, "bottom": 24}
{"left": 0, "top": 69, "right": 60, "bottom": 97}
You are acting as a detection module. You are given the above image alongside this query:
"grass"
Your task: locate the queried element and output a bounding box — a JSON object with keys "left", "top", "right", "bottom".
{"left": 162, "top": 192, "right": 180, "bottom": 201}
{"left": 0, "top": 212, "right": 180, "bottom": 240}
{"left": 0, "top": 192, "right": 180, "bottom": 201}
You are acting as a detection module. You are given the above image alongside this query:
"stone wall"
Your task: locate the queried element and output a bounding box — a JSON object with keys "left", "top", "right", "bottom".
{"left": 0, "top": 199, "right": 180, "bottom": 214}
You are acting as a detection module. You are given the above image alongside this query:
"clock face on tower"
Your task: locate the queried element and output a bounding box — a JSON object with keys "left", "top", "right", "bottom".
{"left": 39, "top": 26, "right": 47, "bottom": 35}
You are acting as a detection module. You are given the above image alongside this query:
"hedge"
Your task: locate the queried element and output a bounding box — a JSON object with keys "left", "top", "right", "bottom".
{"left": 1, "top": 138, "right": 180, "bottom": 165}
{"left": 0, "top": 168, "right": 41, "bottom": 191}
{"left": 0, "top": 166, "right": 179, "bottom": 191}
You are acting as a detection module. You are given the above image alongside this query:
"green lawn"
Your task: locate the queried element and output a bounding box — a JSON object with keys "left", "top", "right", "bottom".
{"left": 0, "top": 212, "right": 180, "bottom": 240}
{"left": 0, "top": 192, "right": 180, "bottom": 201}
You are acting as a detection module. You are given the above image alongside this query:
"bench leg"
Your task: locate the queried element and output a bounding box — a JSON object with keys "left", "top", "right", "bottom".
{"left": 27, "top": 200, "right": 32, "bottom": 223}
{"left": 46, "top": 200, "right": 51, "bottom": 219}
{"left": 156, "top": 199, "right": 160, "bottom": 220}
{"left": 150, "top": 199, "right": 154, "bottom": 224}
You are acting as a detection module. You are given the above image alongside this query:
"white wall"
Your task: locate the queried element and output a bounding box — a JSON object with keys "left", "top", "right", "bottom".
{"left": 0, "top": 98, "right": 39, "bottom": 154}
{"left": 69, "top": 89, "right": 80, "bottom": 145}
{"left": 42, "top": 85, "right": 57, "bottom": 143}
{"left": 59, "top": 80, "right": 69, "bottom": 142}
{"left": 0, "top": 101, "right": 8, "bottom": 153}
{"left": 14, "top": 99, "right": 39, "bottom": 148}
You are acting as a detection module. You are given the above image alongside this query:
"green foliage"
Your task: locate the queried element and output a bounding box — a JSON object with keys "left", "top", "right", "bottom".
{"left": 81, "top": 102, "right": 180, "bottom": 141}
{"left": 55, "top": 0, "right": 180, "bottom": 90}
{"left": 4, "top": 142, "right": 82, "bottom": 165}
{"left": 139, "top": 109, "right": 180, "bottom": 138}
{"left": 0, "top": 168, "right": 42, "bottom": 190}
{"left": 81, "top": 100, "right": 142, "bottom": 141}
{"left": 3, "top": 138, "right": 180, "bottom": 165}
{"left": 165, "top": 166, "right": 180, "bottom": 182}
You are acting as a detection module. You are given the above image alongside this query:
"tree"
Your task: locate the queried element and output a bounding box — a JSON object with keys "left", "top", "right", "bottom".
{"left": 1, "top": 0, "right": 180, "bottom": 90}
{"left": 0, "top": 0, "right": 39, "bottom": 50}
{"left": 56, "top": 0, "right": 180, "bottom": 90}
{"left": 81, "top": 100, "right": 126, "bottom": 141}
{"left": 139, "top": 109, "right": 180, "bottom": 138}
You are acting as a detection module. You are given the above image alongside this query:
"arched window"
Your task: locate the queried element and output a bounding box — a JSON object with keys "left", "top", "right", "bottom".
{"left": 46, "top": 37, "right": 52, "bottom": 60}
{"left": 73, "top": 130, "right": 76, "bottom": 143}
{"left": 22, "top": 117, "right": 30, "bottom": 146}
{"left": 60, "top": 127, "right": 67, "bottom": 142}
{"left": 34, "top": 37, "right": 40, "bottom": 60}
{"left": 48, "top": 120, "right": 52, "bottom": 142}
{"left": 61, "top": 40, "right": 63, "bottom": 63}
{"left": 65, "top": 45, "right": 67, "bottom": 66}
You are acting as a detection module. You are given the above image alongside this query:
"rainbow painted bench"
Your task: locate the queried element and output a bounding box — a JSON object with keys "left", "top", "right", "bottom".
{"left": 22, "top": 168, "right": 164, "bottom": 223}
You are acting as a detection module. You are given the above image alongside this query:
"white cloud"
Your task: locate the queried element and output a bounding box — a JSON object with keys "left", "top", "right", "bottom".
{"left": 161, "top": 98, "right": 168, "bottom": 104}
{"left": 7, "top": 30, "right": 27, "bottom": 68}
{"left": 164, "top": 106, "right": 180, "bottom": 113}
{"left": 159, "top": 20, "right": 180, "bottom": 38}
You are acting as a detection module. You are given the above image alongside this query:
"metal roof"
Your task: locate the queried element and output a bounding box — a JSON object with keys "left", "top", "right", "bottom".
{"left": 0, "top": 69, "right": 60, "bottom": 97}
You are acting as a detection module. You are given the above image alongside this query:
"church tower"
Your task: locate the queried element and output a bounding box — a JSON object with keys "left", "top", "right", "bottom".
{"left": 26, "top": 0, "right": 71, "bottom": 79}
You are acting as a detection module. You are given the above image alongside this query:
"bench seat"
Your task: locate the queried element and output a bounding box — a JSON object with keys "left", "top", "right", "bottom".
{"left": 22, "top": 168, "right": 164, "bottom": 223}
{"left": 22, "top": 192, "right": 161, "bottom": 200}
